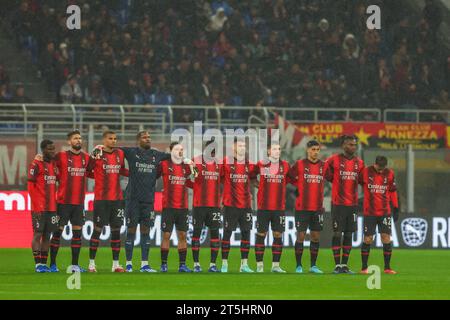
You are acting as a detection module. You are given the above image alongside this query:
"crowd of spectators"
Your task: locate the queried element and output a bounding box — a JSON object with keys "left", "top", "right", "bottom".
{"left": 0, "top": 63, "right": 33, "bottom": 103}
{"left": 3, "top": 0, "right": 450, "bottom": 121}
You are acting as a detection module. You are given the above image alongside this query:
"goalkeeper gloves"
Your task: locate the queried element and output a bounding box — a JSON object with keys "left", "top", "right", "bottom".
{"left": 91, "top": 145, "right": 103, "bottom": 159}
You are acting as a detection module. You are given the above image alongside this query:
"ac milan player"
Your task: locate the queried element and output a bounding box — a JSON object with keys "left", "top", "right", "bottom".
{"left": 220, "top": 138, "right": 257, "bottom": 273}
{"left": 288, "top": 140, "right": 328, "bottom": 274}
{"left": 254, "top": 143, "right": 290, "bottom": 273}
{"left": 158, "top": 142, "right": 195, "bottom": 273}
{"left": 40, "top": 130, "right": 91, "bottom": 273}
{"left": 28, "top": 140, "right": 58, "bottom": 273}
{"left": 325, "top": 135, "right": 364, "bottom": 274}
{"left": 187, "top": 139, "right": 222, "bottom": 273}
{"left": 87, "top": 131, "right": 129, "bottom": 273}
{"left": 120, "top": 131, "right": 171, "bottom": 273}
{"left": 359, "top": 156, "right": 399, "bottom": 274}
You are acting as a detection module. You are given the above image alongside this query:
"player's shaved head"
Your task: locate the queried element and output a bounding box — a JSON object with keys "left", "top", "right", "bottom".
{"left": 137, "top": 131, "right": 151, "bottom": 149}
{"left": 136, "top": 131, "right": 150, "bottom": 140}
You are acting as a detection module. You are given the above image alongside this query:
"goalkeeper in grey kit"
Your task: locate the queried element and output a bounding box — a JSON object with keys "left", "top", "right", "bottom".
{"left": 92, "top": 131, "right": 197, "bottom": 272}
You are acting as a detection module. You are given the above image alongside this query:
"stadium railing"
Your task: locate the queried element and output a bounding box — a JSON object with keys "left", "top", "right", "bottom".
{"left": 0, "top": 104, "right": 448, "bottom": 136}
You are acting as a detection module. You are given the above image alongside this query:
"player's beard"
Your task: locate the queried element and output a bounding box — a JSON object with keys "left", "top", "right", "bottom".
{"left": 141, "top": 144, "right": 150, "bottom": 150}
{"left": 72, "top": 144, "right": 82, "bottom": 151}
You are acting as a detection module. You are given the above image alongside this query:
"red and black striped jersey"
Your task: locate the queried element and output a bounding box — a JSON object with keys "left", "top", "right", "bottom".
{"left": 325, "top": 153, "right": 364, "bottom": 206}
{"left": 28, "top": 159, "right": 58, "bottom": 212}
{"left": 359, "top": 165, "right": 397, "bottom": 216}
{"left": 255, "top": 160, "right": 291, "bottom": 211}
{"left": 55, "top": 150, "right": 90, "bottom": 205}
{"left": 189, "top": 156, "right": 222, "bottom": 208}
{"left": 88, "top": 149, "right": 128, "bottom": 201}
{"left": 289, "top": 159, "right": 328, "bottom": 211}
{"left": 159, "top": 159, "right": 191, "bottom": 209}
{"left": 221, "top": 157, "right": 256, "bottom": 209}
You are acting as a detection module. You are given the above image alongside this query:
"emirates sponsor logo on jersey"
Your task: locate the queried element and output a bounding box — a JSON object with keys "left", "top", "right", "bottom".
{"left": 368, "top": 184, "right": 388, "bottom": 194}
{"left": 262, "top": 169, "right": 284, "bottom": 183}
{"left": 230, "top": 173, "right": 248, "bottom": 183}
{"left": 303, "top": 174, "right": 323, "bottom": 184}
{"left": 339, "top": 170, "right": 358, "bottom": 180}
{"left": 44, "top": 175, "right": 57, "bottom": 184}
{"left": 169, "top": 175, "right": 186, "bottom": 185}
{"left": 202, "top": 170, "right": 219, "bottom": 180}
{"left": 136, "top": 162, "right": 155, "bottom": 173}
{"left": 102, "top": 164, "right": 121, "bottom": 174}
{"left": 68, "top": 167, "right": 86, "bottom": 176}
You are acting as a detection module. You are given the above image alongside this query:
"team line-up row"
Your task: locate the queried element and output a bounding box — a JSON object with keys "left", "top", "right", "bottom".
{"left": 28, "top": 130, "right": 399, "bottom": 275}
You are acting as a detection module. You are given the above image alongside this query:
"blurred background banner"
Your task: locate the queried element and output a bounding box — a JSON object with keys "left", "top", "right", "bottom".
{"left": 292, "top": 122, "right": 448, "bottom": 149}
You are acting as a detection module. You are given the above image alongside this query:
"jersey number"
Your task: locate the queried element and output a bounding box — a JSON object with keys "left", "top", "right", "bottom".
{"left": 117, "top": 209, "right": 125, "bottom": 218}
{"left": 212, "top": 212, "right": 221, "bottom": 221}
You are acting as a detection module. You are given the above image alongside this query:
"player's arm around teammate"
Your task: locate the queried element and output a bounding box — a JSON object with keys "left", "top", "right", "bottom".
{"left": 32, "top": 130, "right": 90, "bottom": 272}
{"left": 158, "top": 142, "right": 194, "bottom": 273}
{"left": 219, "top": 139, "right": 256, "bottom": 273}
{"left": 28, "top": 140, "right": 58, "bottom": 273}
{"left": 87, "top": 131, "right": 127, "bottom": 273}
{"left": 187, "top": 140, "right": 222, "bottom": 273}
{"left": 359, "top": 156, "right": 399, "bottom": 275}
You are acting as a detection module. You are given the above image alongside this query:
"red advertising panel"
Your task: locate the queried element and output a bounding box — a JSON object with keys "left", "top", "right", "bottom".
{"left": 0, "top": 191, "right": 162, "bottom": 248}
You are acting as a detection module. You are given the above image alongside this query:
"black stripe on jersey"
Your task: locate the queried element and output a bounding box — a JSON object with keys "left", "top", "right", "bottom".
{"left": 368, "top": 169, "right": 375, "bottom": 215}
{"left": 44, "top": 162, "right": 50, "bottom": 210}
{"left": 337, "top": 155, "right": 345, "bottom": 204}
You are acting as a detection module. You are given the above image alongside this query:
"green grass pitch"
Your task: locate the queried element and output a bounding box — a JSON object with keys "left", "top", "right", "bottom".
{"left": 0, "top": 248, "right": 449, "bottom": 300}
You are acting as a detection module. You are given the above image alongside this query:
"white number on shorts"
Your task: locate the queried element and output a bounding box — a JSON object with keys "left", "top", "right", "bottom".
{"left": 51, "top": 216, "right": 58, "bottom": 225}
{"left": 279, "top": 215, "right": 286, "bottom": 225}
{"left": 383, "top": 217, "right": 391, "bottom": 226}
{"left": 212, "top": 212, "right": 221, "bottom": 221}
{"left": 246, "top": 212, "right": 252, "bottom": 222}
{"left": 318, "top": 214, "right": 324, "bottom": 224}
{"left": 353, "top": 213, "right": 357, "bottom": 222}
{"left": 117, "top": 209, "right": 125, "bottom": 218}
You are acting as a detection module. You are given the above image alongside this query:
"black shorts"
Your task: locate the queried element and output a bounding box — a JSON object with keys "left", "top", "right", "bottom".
{"left": 192, "top": 207, "right": 221, "bottom": 230}
{"left": 295, "top": 210, "right": 324, "bottom": 232}
{"left": 161, "top": 208, "right": 189, "bottom": 232}
{"left": 57, "top": 204, "right": 85, "bottom": 227}
{"left": 364, "top": 215, "right": 392, "bottom": 236}
{"left": 125, "top": 200, "right": 155, "bottom": 228}
{"left": 31, "top": 211, "right": 59, "bottom": 234}
{"left": 331, "top": 205, "right": 358, "bottom": 232}
{"left": 223, "top": 206, "right": 253, "bottom": 232}
{"left": 256, "top": 210, "right": 286, "bottom": 233}
{"left": 93, "top": 200, "right": 125, "bottom": 228}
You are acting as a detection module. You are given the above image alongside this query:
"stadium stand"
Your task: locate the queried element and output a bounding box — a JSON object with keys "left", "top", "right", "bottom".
{"left": 0, "top": 0, "right": 448, "bottom": 122}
